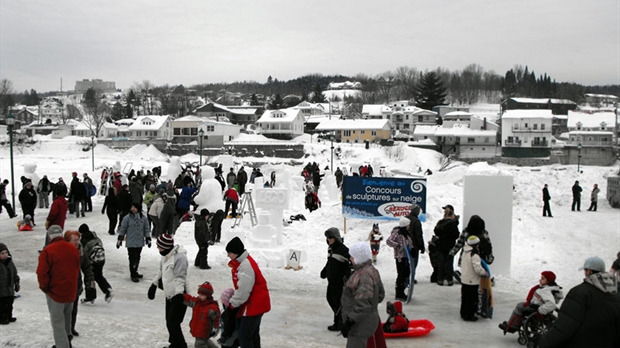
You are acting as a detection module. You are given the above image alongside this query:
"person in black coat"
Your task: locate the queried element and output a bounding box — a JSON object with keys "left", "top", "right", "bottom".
{"left": 193, "top": 209, "right": 211, "bottom": 269}
{"left": 237, "top": 167, "right": 248, "bottom": 195}
{"left": 69, "top": 173, "right": 87, "bottom": 218}
{"left": 433, "top": 205, "right": 460, "bottom": 286}
{"left": 209, "top": 210, "right": 225, "bottom": 243}
{"left": 116, "top": 185, "right": 133, "bottom": 230}
{"left": 320, "top": 227, "right": 351, "bottom": 331}
{"left": 539, "top": 257, "right": 620, "bottom": 348}
{"left": 542, "top": 184, "right": 552, "bottom": 217}
{"left": 407, "top": 204, "right": 425, "bottom": 283}
{"left": 101, "top": 187, "right": 119, "bottom": 235}
{"left": 18, "top": 181, "right": 37, "bottom": 225}
{"left": 571, "top": 181, "right": 582, "bottom": 212}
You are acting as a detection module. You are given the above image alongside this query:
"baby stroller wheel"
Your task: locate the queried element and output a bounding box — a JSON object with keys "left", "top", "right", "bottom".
{"left": 518, "top": 334, "right": 527, "bottom": 345}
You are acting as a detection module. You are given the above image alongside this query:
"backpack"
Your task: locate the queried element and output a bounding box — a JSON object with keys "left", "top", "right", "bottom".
{"left": 90, "top": 243, "right": 106, "bottom": 263}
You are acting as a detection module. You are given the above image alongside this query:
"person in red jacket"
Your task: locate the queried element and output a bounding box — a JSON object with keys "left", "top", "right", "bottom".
{"left": 382, "top": 301, "right": 408, "bottom": 333}
{"left": 223, "top": 187, "right": 239, "bottom": 218}
{"left": 37, "top": 225, "right": 81, "bottom": 348}
{"left": 225, "top": 237, "right": 271, "bottom": 348}
{"left": 183, "top": 281, "right": 221, "bottom": 348}
{"left": 46, "top": 191, "right": 68, "bottom": 230}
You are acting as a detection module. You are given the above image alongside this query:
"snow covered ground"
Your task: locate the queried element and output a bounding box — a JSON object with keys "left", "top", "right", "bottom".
{"left": 0, "top": 135, "right": 618, "bottom": 348}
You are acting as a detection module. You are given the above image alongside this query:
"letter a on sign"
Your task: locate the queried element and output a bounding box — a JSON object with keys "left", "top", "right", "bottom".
{"left": 286, "top": 250, "right": 302, "bottom": 270}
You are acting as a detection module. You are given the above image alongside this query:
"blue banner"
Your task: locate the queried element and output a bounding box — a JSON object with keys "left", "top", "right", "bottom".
{"left": 342, "top": 176, "right": 427, "bottom": 220}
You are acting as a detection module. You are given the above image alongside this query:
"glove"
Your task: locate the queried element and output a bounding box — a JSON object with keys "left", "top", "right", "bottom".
{"left": 147, "top": 284, "right": 157, "bottom": 300}
{"left": 146, "top": 238, "right": 152, "bottom": 248}
{"left": 340, "top": 319, "right": 354, "bottom": 338}
{"left": 116, "top": 238, "right": 122, "bottom": 249}
{"left": 45, "top": 220, "right": 50, "bottom": 230}
{"left": 14, "top": 283, "right": 20, "bottom": 293}
{"left": 101, "top": 210, "right": 105, "bottom": 214}
{"left": 420, "top": 247, "right": 426, "bottom": 254}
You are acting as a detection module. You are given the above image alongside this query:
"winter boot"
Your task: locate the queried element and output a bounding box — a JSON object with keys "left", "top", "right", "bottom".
{"left": 395, "top": 286, "right": 407, "bottom": 301}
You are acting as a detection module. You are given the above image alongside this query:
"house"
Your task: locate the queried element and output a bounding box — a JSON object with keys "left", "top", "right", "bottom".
{"left": 584, "top": 93, "right": 618, "bottom": 108}
{"left": 502, "top": 97, "right": 577, "bottom": 115}
{"left": 10, "top": 106, "right": 38, "bottom": 125}
{"left": 442, "top": 111, "right": 472, "bottom": 128}
{"left": 170, "top": 115, "right": 241, "bottom": 146}
{"left": 567, "top": 110, "right": 617, "bottom": 134}
{"left": 127, "top": 115, "right": 171, "bottom": 140}
{"left": 435, "top": 125, "right": 498, "bottom": 159}
{"left": 432, "top": 105, "right": 470, "bottom": 119}
{"left": 315, "top": 119, "right": 391, "bottom": 144}
{"left": 256, "top": 109, "right": 305, "bottom": 139}
{"left": 196, "top": 102, "right": 262, "bottom": 126}
{"left": 362, "top": 102, "right": 436, "bottom": 135}
{"left": 564, "top": 110, "right": 617, "bottom": 166}
{"left": 361, "top": 104, "right": 393, "bottom": 119}
{"left": 327, "top": 81, "right": 362, "bottom": 90}
{"left": 501, "top": 110, "right": 553, "bottom": 158}
{"left": 73, "top": 121, "right": 118, "bottom": 138}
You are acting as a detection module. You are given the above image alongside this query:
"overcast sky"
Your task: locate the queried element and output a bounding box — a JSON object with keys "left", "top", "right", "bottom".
{"left": 1, "top": 0, "right": 618, "bottom": 93}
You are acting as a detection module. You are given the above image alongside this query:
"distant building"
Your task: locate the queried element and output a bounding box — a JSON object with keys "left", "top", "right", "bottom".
{"left": 256, "top": 109, "right": 305, "bottom": 139}
{"left": 501, "top": 97, "right": 577, "bottom": 115}
{"left": 195, "top": 102, "right": 262, "bottom": 126}
{"left": 432, "top": 105, "right": 470, "bottom": 119}
{"left": 584, "top": 93, "right": 618, "bottom": 108}
{"left": 75, "top": 79, "right": 116, "bottom": 94}
{"left": 327, "top": 81, "right": 362, "bottom": 90}
{"left": 435, "top": 126, "right": 498, "bottom": 159}
{"left": 315, "top": 119, "right": 391, "bottom": 144}
{"left": 501, "top": 110, "right": 553, "bottom": 158}
{"left": 362, "top": 101, "right": 436, "bottom": 135}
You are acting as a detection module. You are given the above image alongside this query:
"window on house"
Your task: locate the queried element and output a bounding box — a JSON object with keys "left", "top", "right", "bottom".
{"left": 508, "top": 136, "right": 514, "bottom": 143}
{"left": 514, "top": 124, "right": 519, "bottom": 130}
{"left": 484, "top": 137, "right": 489, "bottom": 143}
{"left": 182, "top": 128, "right": 190, "bottom": 136}
{"left": 173, "top": 128, "right": 181, "bottom": 135}
{"left": 344, "top": 130, "right": 351, "bottom": 137}
{"left": 136, "top": 131, "right": 141, "bottom": 137}
{"left": 533, "top": 124, "right": 538, "bottom": 130}
{"left": 191, "top": 128, "right": 198, "bottom": 135}
{"left": 602, "top": 137, "right": 608, "bottom": 142}
{"left": 207, "top": 125, "right": 214, "bottom": 132}
{"left": 467, "top": 137, "right": 475, "bottom": 144}
{"left": 588, "top": 137, "right": 593, "bottom": 142}
{"left": 361, "top": 130, "right": 365, "bottom": 134}
{"left": 372, "top": 130, "right": 377, "bottom": 136}
{"left": 418, "top": 116, "right": 424, "bottom": 122}
{"left": 524, "top": 123, "right": 529, "bottom": 129}
{"left": 541, "top": 124, "right": 545, "bottom": 130}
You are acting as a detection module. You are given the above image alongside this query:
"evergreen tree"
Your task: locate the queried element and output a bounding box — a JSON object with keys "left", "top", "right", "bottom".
{"left": 126, "top": 90, "right": 136, "bottom": 117}
{"left": 267, "top": 94, "right": 284, "bottom": 110}
{"left": 111, "top": 102, "right": 125, "bottom": 120}
{"left": 414, "top": 72, "right": 447, "bottom": 110}
{"left": 267, "top": 75, "right": 273, "bottom": 84}
{"left": 310, "top": 83, "right": 326, "bottom": 103}
{"left": 503, "top": 69, "right": 517, "bottom": 98}
{"left": 250, "top": 93, "right": 259, "bottom": 106}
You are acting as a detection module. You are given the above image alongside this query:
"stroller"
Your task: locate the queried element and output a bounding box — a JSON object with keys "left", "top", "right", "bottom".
{"left": 514, "top": 309, "right": 557, "bottom": 348}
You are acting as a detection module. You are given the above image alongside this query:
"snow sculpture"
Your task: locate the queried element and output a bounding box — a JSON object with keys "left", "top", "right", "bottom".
{"left": 167, "top": 157, "right": 182, "bottom": 184}
{"left": 320, "top": 172, "right": 339, "bottom": 201}
{"left": 248, "top": 211, "right": 277, "bottom": 248}
{"left": 194, "top": 166, "right": 224, "bottom": 213}
{"left": 254, "top": 188, "right": 289, "bottom": 245}
{"left": 463, "top": 163, "right": 513, "bottom": 276}
{"left": 22, "top": 163, "right": 40, "bottom": 187}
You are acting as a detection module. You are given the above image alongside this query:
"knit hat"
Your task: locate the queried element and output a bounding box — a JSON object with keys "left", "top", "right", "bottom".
{"left": 149, "top": 184, "right": 156, "bottom": 190}
{"left": 47, "top": 225, "right": 64, "bottom": 240}
{"left": 24, "top": 214, "right": 32, "bottom": 221}
{"left": 393, "top": 300, "right": 403, "bottom": 313}
{"left": 221, "top": 288, "right": 235, "bottom": 308}
{"left": 78, "top": 223, "right": 90, "bottom": 234}
{"left": 349, "top": 241, "right": 371, "bottom": 264}
{"left": 411, "top": 204, "right": 421, "bottom": 216}
{"left": 131, "top": 202, "right": 142, "bottom": 211}
{"left": 467, "top": 235, "right": 480, "bottom": 245}
{"left": 541, "top": 271, "right": 556, "bottom": 283}
{"left": 200, "top": 208, "right": 210, "bottom": 217}
{"left": 0, "top": 243, "right": 8, "bottom": 254}
{"left": 198, "top": 282, "right": 214, "bottom": 296}
{"left": 156, "top": 234, "right": 174, "bottom": 250}
{"left": 579, "top": 256, "right": 605, "bottom": 272}
{"left": 226, "top": 237, "right": 245, "bottom": 255}
{"left": 399, "top": 217, "right": 410, "bottom": 228}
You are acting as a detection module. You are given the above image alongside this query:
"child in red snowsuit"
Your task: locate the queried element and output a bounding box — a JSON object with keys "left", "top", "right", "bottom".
{"left": 383, "top": 301, "right": 408, "bottom": 333}
{"left": 368, "top": 223, "right": 383, "bottom": 263}
{"left": 183, "top": 282, "right": 221, "bottom": 348}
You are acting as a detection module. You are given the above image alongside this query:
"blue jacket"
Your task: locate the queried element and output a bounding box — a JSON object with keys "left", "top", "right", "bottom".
{"left": 178, "top": 187, "right": 197, "bottom": 211}
{"left": 119, "top": 212, "right": 150, "bottom": 248}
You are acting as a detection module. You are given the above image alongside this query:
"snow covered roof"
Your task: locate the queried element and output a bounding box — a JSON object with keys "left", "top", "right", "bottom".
{"left": 404, "top": 106, "right": 436, "bottom": 115}
{"left": 502, "top": 110, "right": 553, "bottom": 119}
{"left": 305, "top": 114, "right": 342, "bottom": 124}
{"left": 413, "top": 125, "right": 440, "bottom": 136}
{"left": 257, "top": 109, "right": 302, "bottom": 123}
{"left": 434, "top": 127, "right": 497, "bottom": 137}
{"left": 174, "top": 115, "right": 205, "bottom": 122}
{"left": 128, "top": 115, "right": 169, "bottom": 130}
{"left": 567, "top": 111, "right": 617, "bottom": 128}
{"left": 315, "top": 119, "right": 391, "bottom": 131}
{"left": 362, "top": 104, "right": 392, "bottom": 115}
{"left": 584, "top": 93, "right": 618, "bottom": 99}
{"left": 510, "top": 97, "right": 576, "bottom": 105}
{"left": 115, "top": 118, "right": 135, "bottom": 126}
{"left": 444, "top": 111, "right": 472, "bottom": 117}
{"left": 568, "top": 130, "right": 614, "bottom": 136}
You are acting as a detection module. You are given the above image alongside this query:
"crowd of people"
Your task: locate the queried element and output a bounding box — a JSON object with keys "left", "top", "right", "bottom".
{"left": 541, "top": 180, "right": 601, "bottom": 217}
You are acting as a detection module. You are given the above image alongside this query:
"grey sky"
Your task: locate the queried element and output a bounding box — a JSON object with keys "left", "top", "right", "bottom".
{"left": 1, "top": 0, "right": 618, "bottom": 93}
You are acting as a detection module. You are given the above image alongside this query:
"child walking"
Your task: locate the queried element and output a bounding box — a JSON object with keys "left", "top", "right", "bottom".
{"left": 460, "top": 236, "right": 489, "bottom": 321}
{"left": 0, "top": 243, "right": 20, "bottom": 324}
{"left": 217, "top": 288, "right": 239, "bottom": 348}
{"left": 499, "top": 271, "right": 563, "bottom": 334}
{"left": 368, "top": 223, "right": 383, "bottom": 263}
{"left": 194, "top": 209, "right": 212, "bottom": 269}
{"left": 183, "top": 282, "right": 221, "bottom": 348}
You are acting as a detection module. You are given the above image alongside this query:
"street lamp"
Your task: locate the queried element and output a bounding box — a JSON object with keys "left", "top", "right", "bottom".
{"left": 198, "top": 128, "right": 205, "bottom": 166}
{"left": 577, "top": 142, "right": 582, "bottom": 173}
{"left": 330, "top": 132, "right": 335, "bottom": 173}
{"left": 5, "top": 112, "right": 15, "bottom": 209}
{"left": 91, "top": 131, "right": 95, "bottom": 171}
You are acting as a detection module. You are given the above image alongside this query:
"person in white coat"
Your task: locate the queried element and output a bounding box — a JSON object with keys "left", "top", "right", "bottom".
{"left": 148, "top": 234, "right": 189, "bottom": 348}
{"left": 148, "top": 190, "right": 165, "bottom": 238}
{"left": 459, "top": 236, "right": 489, "bottom": 321}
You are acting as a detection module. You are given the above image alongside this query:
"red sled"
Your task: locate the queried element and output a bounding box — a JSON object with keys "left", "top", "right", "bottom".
{"left": 383, "top": 319, "right": 435, "bottom": 338}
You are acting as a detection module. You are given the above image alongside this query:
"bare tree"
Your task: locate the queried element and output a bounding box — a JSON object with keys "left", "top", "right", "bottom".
{"left": 82, "top": 88, "right": 107, "bottom": 136}
{"left": 0, "top": 79, "right": 14, "bottom": 115}
{"left": 461, "top": 63, "right": 483, "bottom": 104}
{"left": 393, "top": 66, "right": 419, "bottom": 101}
{"left": 131, "top": 80, "right": 156, "bottom": 115}
{"left": 376, "top": 71, "right": 396, "bottom": 103}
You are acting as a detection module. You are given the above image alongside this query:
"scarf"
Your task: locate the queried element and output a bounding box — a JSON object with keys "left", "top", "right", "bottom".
{"left": 524, "top": 284, "right": 541, "bottom": 306}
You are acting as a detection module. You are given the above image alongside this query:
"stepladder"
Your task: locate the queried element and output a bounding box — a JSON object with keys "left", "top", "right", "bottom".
{"left": 232, "top": 191, "right": 257, "bottom": 228}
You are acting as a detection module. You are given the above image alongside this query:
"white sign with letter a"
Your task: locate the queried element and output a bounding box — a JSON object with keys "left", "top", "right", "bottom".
{"left": 286, "top": 249, "right": 303, "bottom": 270}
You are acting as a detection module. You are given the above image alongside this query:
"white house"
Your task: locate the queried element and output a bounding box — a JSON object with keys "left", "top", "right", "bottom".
{"left": 73, "top": 121, "right": 118, "bottom": 138}
{"left": 127, "top": 115, "right": 171, "bottom": 140}
{"left": 199, "top": 119, "right": 242, "bottom": 146}
{"left": 361, "top": 104, "right": 393, "bottom": 119}
{"left": 442, "top": 111, "right": 472, "bottom": 128}
{"left": 501, "top": 110, "right": 553, "bottom": 158}
{"left": 435, "top": 126, "right": 498, "bottom": 159}
{"left": 256, "top": 108, "right": 304, "bottom": 139}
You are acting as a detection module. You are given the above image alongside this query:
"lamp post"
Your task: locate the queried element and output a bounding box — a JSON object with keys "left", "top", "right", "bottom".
{"left": 577, "top": 142, "right": 582, "bottom": 173}
{"left": 330, "top": 132, "right": 335, "bottom": 173}
{"left": 6, "top": 112, "right": 16, "bottom": 209}
{"left": 91, "top": 131, "right": 95, "bottom": 171}
{"left": 198, "top": 128, "right": 204, "bottom": 166}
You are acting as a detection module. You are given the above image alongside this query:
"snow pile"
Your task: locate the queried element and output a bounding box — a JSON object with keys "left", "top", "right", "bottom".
{"left": 139, "top": 145, "right": 167, "bottom": 161}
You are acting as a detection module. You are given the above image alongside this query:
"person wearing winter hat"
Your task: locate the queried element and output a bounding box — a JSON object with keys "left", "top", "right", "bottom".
{"left": 321, "top": 227, "right": 351, "bottom": 331}
{"left": 143, "top": 183, "right": 158, "bottom": 231}
{"left": 539, "top": 257, "right": 620, "bottom": 348}
{"left": 368, "top": 223, "right": 383, "bottom": 264}
{"left": 459, "top": 235, "right": 489, "bottom": 322}
{"left": 78, "top": 224, "right": 113, "bottom": 304}
{"left": 225, "top": 236, "right": 271, "bottom": 347}
{"left": 68, "top": 172, "right": 86, "bottom": 218}
{"left": 117, "top": 202, "right": 151, "bottom": 282}
{"left": 182, "top": 281, "right": 220, "bottom": 348}
{"left": 37, "top": 224, "right": 80, "bottom": 348}
{"left": 450, "top": 214, "right": 494, "bottom": 274}
{"left": 218, "top": 288, "right": 239, "bottom": 347}
{"left": 18, "top": 180, "right": 37, "bottom": 225}
{"left": 149, "top": 233, "right": 189, "bottom": 348}
{"left": 194, "top": 209, "right": 212, "bottom": 269}
{"left": 587, "top": 183, "right": 601, "bottom": 211}
{"left": 82, "top": 173, "right": 93, "bottom": 212}
{"left": 499, "top": 271, "right": 564, "bottom": 334}
{"left": 383, "top": 301, "right": 408, "bottom": 333}
{"left": 340, "top": 242, "right": 386, "bottom": 347}
{"left": 407, "top": 204, "right": 425, "bottom": 283}
{"left": 0, "top": 243, "right": 20, "bottom": 325}
{"left": 386, "top": 217, "right": 414, "bottom": 300}
{"left": 433, "top": 205, "right": 460, "bottom": 286}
